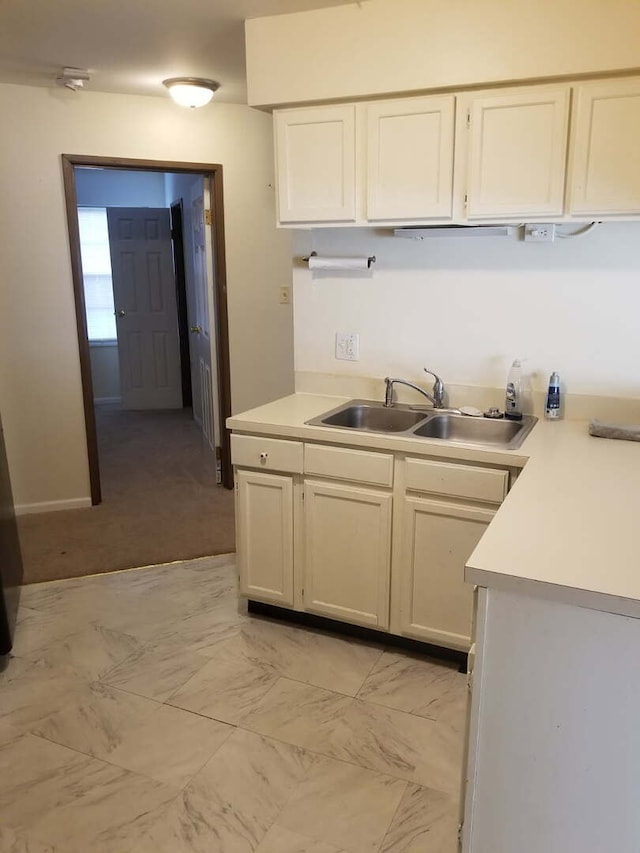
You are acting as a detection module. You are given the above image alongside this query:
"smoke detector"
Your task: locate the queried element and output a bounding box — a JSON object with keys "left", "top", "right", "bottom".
{"left": 56, "top": 67, "right": 91, "bottom": 91}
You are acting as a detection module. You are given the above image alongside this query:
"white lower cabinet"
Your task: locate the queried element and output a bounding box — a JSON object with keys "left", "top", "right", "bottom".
{"left": 232, "top": 433, "right": 303, "bottom": 608}
{"left": 391, "top": 457, "right": 507, "bottom": 650}
{"left": 236, "top": 469, "right": 296, "bottom": 607}
{"left": 303, "top": 479, "right": 392, "bottom": 629}
{"left": 233, "top": 435, "right": 510, "bottom": 652}
{"left": 395, "top": 497, "right": 495, "bottom": 650}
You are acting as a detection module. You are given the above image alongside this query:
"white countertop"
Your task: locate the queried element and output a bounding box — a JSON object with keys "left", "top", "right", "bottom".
{"left": 227, "top": 393, "right": 640, "bottom": 619}
{"left": 466, "top": 416, "right": 640, "bottom": 618}
{"left": 227, "top": 393, "right": 534, "bottom": 467}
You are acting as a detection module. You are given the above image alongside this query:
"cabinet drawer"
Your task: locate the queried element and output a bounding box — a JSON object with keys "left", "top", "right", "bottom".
{"left": 231, "top": 434, "right": 303, "bottom": 473}
{"left": 405, "top": 458, "right": 507, "bottom": 504}
{"left": 304, "top": 443, "right": 393, "bottom": 487}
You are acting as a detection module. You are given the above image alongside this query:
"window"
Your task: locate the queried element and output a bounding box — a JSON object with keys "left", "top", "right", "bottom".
{"left": 78, "top": 207, "right": 117, "bottom": 341}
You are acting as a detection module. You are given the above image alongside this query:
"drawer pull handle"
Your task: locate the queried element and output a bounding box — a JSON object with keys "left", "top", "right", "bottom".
{"left": 259, "top": 452, "right": 268, "bottom": 464}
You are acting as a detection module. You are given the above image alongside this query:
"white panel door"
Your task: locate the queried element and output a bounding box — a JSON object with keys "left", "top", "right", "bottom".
{"left": 569, "top": 77, "right": 640, "bottom": 216}
{"left": 236, "top": 469, "right": 295, "bottom": 606}
{"left": 275, "top": 105, "right": 356, "bottom": 223}
{"left": 107, "top": 208, "right": 182, "bottom": 410}
{"left": 397, "top": 497, "right": 494, "bottom": 650}
{"left": 367, "top": 95, "right": 455, "bottom": 221}
{"left": 466, "top": 86, "right": 570, "bottom": 219}
{"left": 303, "top": 479, "right": 392, "bottom": 628}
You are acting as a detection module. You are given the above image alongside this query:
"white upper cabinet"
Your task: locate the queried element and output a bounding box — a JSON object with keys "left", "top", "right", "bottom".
{"left": 274, "top": 105, "right": 356, "bottom": 223}
{"left": 465, "top": 86, "right": 570, "bottom": 219}
{"left": 366, "top": 95, "right": 455, "bottom": 221}
{"left": 568, "top": 77, "right": 640, "bottom": 216}
{"left": 272, "top": 76, "right": 640, "bottom": 226}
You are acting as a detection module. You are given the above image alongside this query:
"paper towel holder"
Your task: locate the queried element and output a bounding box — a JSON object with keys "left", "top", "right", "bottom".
{"left": 302, "top": 251, "right": 376, "bottom": 268}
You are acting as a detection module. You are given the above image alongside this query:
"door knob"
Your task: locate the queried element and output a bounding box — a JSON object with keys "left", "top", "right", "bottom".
{"left": 190, "top": 325, "right": 202, "bottom": 334}
{"left": 116, "top": 309, "right": 126, "bottom": 318}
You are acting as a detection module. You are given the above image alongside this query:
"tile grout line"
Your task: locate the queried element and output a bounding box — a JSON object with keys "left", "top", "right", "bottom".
{"left": 374, "top": 779, "right": 413, "bottom": 853}
{"left": 15, "top": 728, "right": 213, "bottom": 831}
{"left": 233, "top": 709, "right": 455, "bottom": 797}
{"left": 95, "top": 717, "right": 237, "bottom": 796}
{"left": 353, "top": 645, "right": 387, "bottom": 701}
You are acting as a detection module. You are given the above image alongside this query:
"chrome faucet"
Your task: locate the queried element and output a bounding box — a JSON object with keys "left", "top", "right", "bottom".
{"left": 384, "top": 369, "right": 446, "bottom": 408}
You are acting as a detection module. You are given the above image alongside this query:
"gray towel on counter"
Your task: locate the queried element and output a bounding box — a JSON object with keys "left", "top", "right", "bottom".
{"left": 589, "top": 419, "right": 640, "bottom": 441}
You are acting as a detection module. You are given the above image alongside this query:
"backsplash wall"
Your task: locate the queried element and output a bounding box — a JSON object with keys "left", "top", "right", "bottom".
{"left": 292, "top": 223, "right": 640, "bottom": 399}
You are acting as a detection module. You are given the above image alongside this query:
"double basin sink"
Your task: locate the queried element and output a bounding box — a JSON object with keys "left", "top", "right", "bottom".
{"left": 306, "top": 400, "right": 537, "bottom": 450}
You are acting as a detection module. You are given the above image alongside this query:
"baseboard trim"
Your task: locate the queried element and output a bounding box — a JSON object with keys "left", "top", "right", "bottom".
{"left": 247, "top": 600, "right": 467, "bottom": 670}
{"left": 15, "top": 497, "right": 92, "bottom": 516}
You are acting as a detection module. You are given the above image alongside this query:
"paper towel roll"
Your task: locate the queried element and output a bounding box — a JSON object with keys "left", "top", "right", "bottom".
{"left": 308, "top": 255, "right": 372, "bottom": 271}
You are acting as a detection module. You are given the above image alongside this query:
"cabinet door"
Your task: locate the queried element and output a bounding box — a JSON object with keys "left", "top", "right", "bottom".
{"left": 303, "top": 480, "right": 392, "bottom": 629}
{"left": 466, "top": 87, "right": 569, "bottom": 219}
{"left": 274, "top": 105, "right": 356, "bottom": 223}
{"left": 236, "top": 469, "right": 294, "bottom": 606}
{"left": 569, "top": 78, "right": 640, "bottom": 216}
{"left": 366, "top": 95, "right": 455, "bottom": 221}
{"left": 398, "top": 497, "right": 495, "bottom": 650}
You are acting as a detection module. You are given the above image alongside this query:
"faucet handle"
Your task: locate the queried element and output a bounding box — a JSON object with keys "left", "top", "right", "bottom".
{"left": 423, "top": 368, "right": 444, "bottom": 405}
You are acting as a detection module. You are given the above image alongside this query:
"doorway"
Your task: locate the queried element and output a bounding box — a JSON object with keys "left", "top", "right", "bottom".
{"left": 62, "top": 155, "right": 233, "bottom": 505}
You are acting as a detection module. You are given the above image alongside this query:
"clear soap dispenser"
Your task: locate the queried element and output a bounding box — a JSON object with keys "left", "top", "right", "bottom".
{"left": 505, "top": 359, "right": 524, "bottom": 421}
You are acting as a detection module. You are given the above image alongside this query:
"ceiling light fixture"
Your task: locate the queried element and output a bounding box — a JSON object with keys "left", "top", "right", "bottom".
{"left": 162, "top": 77, "right": 220, "bottom": 108}
{"left": 56, "top": 67, "right": 91, "bottom": 91}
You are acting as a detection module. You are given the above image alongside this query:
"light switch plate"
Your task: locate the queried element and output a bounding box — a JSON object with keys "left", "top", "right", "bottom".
{"left": 335, "top": 332, "right": 360, "bottom": 361}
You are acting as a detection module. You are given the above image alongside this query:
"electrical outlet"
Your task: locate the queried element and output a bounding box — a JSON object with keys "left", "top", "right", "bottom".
{"left": 335, "top": 332, "right": 360, "bottom": 361}
{"left": 279, "top": 286, "right": 291, "bottom": 304}
{"left": 524, "top": 223, "right": 556, "bottom": 243}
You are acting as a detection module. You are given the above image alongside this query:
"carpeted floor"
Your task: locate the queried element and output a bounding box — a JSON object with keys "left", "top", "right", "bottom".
{"left": 17, "top": 405, "right": 235, "bottom": 584}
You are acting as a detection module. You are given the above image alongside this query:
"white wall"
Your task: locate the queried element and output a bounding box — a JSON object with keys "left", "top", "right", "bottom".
{"left": 0, "top": 83, "right": 293, "bottom": 510}
{"left": 76, "top": 168, "right": 166, "bottom": 207}
{"left": 246, "top": 0, "right": 640, "bottom": 107}
{"left": 292, "top": 225, "right": 640, "bottom": 399}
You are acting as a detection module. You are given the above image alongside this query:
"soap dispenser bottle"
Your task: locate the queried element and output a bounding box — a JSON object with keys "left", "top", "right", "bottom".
{"left": 505, "top": 359, "right": 523, "bottom": 421}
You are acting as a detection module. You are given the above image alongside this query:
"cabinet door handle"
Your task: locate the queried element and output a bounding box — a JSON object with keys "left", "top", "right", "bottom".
{"left": 259, "top": 452, "right": 268, "bottom": 464}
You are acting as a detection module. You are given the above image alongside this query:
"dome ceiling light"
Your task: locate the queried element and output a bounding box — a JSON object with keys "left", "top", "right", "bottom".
{"left": 162, "top": 77, "right": 220, "bottom": 108}
{"left": 56, "top": 67, "right": 91, "bottom": 91}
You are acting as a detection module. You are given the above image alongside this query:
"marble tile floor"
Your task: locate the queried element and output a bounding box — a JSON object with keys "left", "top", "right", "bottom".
{"left": 0, "top": 554, "right": 466, "bottom": 853}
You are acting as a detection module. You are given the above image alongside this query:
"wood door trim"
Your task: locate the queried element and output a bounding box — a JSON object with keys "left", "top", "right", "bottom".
{"left": 61, "top": 154, "right": 234, "bottom": 502}
{"left": 207, "top": 172, "right": 233, "bottom": 488}
{"left": 61, "top": 155, "right": 102, "bottom": 504}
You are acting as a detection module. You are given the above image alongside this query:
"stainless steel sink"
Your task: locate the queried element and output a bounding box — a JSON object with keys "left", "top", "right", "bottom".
{"left": 414, "top": 413, "right": 537, "bottom": 449}
{"left": 308, "top": 401, "right": 426, "bottom": 433}
{"left": 306, "top": 399, "right": 537, "bottom": 449}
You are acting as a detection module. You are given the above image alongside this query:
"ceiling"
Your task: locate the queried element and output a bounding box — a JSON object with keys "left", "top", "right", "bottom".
{"left": 0, "top": 0, "right": 359, "bottom": 104}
